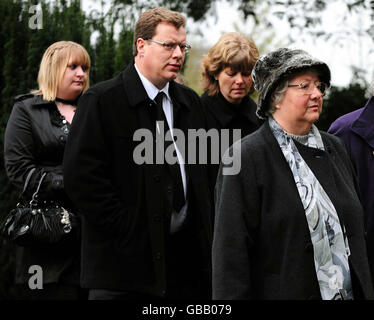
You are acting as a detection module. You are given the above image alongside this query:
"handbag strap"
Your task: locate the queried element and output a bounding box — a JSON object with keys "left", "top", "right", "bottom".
{"left": 18, "top": 167, "right": 36, "bottom": 200}
{"left": 30, "top": 172, "right": 47, "bottom": 206}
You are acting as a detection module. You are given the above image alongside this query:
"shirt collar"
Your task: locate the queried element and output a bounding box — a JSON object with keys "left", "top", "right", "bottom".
{"left": 134, "top": 63, "right": 170, "bottom": 101}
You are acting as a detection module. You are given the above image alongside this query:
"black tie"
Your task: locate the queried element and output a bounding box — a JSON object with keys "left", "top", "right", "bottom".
{"left": 154, "top": 92, "right": 168, "bottom": 129}
{"left": 153, "top": 92, "right": 186, "bottom": 231}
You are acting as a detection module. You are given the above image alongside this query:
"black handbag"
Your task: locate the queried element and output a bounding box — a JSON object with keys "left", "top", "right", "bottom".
{"left": 1, "top": 168, "right": 77, "bottom": 247}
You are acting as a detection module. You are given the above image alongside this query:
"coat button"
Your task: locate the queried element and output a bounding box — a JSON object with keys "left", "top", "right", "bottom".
{"left": 59, "top": 135, "right": 66, "bottom": 142}
{"left": 153, "top": 175, "right": 161, "bottom": 182}
{"left": 155, "top": 252, "right": 162, "bottom": 260}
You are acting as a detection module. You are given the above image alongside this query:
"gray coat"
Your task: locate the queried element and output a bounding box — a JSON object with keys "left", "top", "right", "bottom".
{"left": 213, "top": 121, "right": 374, "bottom": 300}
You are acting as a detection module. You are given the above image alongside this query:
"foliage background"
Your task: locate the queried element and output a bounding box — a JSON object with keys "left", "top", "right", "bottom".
{"left": 0, "top": 0, "right": 371, "bottom": 299}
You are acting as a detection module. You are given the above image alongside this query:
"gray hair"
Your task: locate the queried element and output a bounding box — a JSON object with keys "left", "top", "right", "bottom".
{"left": 268, "top": 80, "right": 289, "bottom": 115}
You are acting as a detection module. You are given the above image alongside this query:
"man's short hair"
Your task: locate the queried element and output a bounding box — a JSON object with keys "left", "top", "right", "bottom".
{"left": 133, "top": 7, "right": 186, "bottom": 56}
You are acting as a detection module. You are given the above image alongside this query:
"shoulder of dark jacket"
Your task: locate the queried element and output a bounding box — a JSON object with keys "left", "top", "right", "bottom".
{"left": 246, "top": 95, "right": 258, "bottom": 110}
{"left": 169, "top": 80, "right": 201, "bottom": 109}
{"left": 200, "top": 90, "right": 211, "bottom": 101}
{"left": 14, "top": 93, "right": 35, "bottom": 102}
{"left": 85, "top": 73, "right": 123, "bottom": 97}
{"left": 170, "top": 80, "right": 199, "bottom": 98}
{"left": 320, "top": 130, "right": 344, "bottom": 150}
{"left": 234, "top": 120, "right": 278, "bottom": 159}
{"left": 83, "top": 66, "right": 148, "bottom": 108}
{"left": 13, "top": 94, "right": 53, "bottom": 108}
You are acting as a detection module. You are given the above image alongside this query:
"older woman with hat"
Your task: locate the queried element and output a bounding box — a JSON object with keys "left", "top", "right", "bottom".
{"left": 212, "top": 48, "right": 374, "bottom": 300}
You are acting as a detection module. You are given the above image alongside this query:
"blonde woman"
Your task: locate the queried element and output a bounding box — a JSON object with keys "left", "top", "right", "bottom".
{"left": 4, "top": 41, "right": 90, "bottom": 300}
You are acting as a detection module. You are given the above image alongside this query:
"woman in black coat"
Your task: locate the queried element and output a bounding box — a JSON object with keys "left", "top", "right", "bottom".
{"left": 200, "top": 32, "right": 261, "bottom": 191}
{"left": 212, "top": 48, "right": 374, "bottom": 300}
{"left": 4, "top": 41, "right": 90, "bottom": 300}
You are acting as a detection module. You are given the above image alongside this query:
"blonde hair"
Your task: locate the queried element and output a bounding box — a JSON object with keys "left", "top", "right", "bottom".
{"left": 133, "top": 7, "right": 186, "bottom": 56}
{"left": 201, "top": 32, "right": 259, "bottom": 96}
{"left": 32, "top": 41, "right": 90, "bottom": 101}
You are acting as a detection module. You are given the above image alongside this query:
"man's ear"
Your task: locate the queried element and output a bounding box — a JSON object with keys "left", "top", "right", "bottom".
{"left": 137, "top": 38, "right": 146, "bottom": 57}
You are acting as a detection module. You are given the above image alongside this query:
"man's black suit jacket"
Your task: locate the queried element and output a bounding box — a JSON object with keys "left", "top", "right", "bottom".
{"left": 63, "top": 63, "right": 213, "bottom": 297}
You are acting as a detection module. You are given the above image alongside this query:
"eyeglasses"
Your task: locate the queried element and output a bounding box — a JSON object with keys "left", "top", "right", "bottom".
{"left": 288, "top": 80, "right": 329, "bottom": 96}
{"left": 146, "top": 39, "right": 191, "bottom": 53}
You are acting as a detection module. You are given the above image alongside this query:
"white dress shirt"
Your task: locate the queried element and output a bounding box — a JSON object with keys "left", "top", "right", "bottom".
{"left": 134, "top": 63, "right": 187, "bottom": 198}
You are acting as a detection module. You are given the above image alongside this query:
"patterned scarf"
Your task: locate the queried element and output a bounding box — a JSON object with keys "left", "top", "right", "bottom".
{"left": 268, "top": 116, "right": 353, "bottom": 300}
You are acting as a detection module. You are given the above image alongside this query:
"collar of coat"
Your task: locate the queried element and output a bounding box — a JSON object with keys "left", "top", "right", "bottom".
{"left": 122, "top": 61, "right": 191, "bottom": 113}
{"left": 259, "top": 119, "right": 333, "bottom": 158}
{"left": 351, "top": 96, "right": 374, "bottom": 148}
{"left": 14, "top": 93, "right": 56, "bottom": 108}
{"left": 202, "top": 91, "right": 258, "bottom": 128}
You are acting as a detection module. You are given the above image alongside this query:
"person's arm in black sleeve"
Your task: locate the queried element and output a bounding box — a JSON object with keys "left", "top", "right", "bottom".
{"left": 212, "top": 142, "right": 260, "bottom": 299}
{"left": 63, "top": 90, "right": 130, "bottom": 240}
{"left": 4, "top": 100, "right": 64, "bottom": 197}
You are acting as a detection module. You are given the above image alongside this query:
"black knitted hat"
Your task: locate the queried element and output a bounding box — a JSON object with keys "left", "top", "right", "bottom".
{"left": 252, "top": 48, "right": 331, "bottom": 119}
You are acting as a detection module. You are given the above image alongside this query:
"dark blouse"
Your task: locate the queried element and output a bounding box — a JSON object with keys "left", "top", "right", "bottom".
{"left": 50, "top": 103, "right": 72, "bottom": 135}
{"left": 201, "top": 91, "right": 261, "bottom": 193}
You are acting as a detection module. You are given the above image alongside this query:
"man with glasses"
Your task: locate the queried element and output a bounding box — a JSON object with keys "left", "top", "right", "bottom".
{"left": 63, "top": 7, "right": 212, "bottom": 300}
